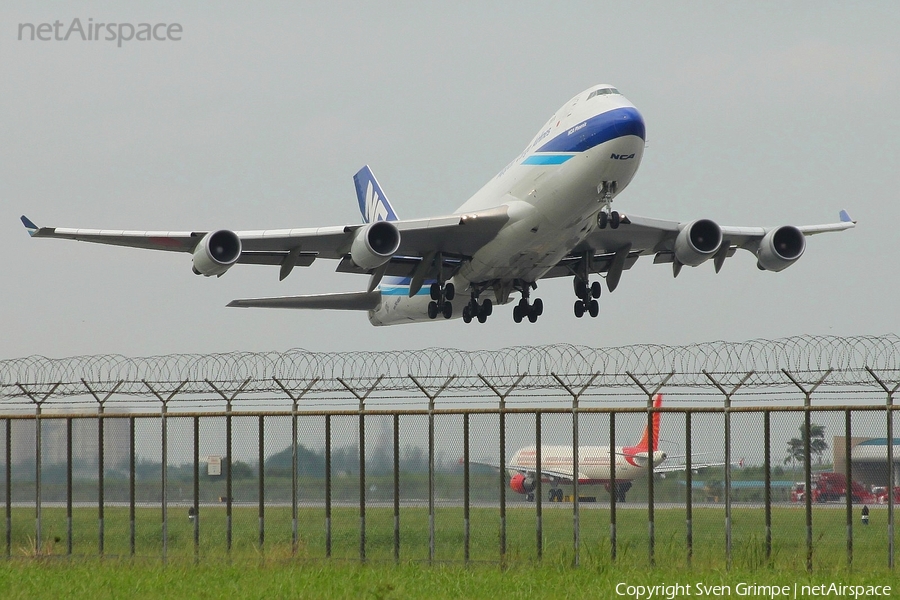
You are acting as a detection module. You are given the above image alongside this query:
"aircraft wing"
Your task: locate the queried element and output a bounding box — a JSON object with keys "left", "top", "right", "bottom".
{"left": 469, "top": 459, "right": 583, "bottom": 483}
{"left": 654, "top": 459, "right": 728, "bottom": 474}
{"left": 546, "top": 210, "right": 855, "bottom": 291}
{"left": 20, "top": 207, "right": 509, "bottom": 278}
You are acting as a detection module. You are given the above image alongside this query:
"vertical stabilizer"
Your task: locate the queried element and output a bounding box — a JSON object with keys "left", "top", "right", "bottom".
{"left": 634, "top": 394, "right": 662, "bottom": 452}
{"left": 353, "top": 165, "right": 399, "bottom": 223}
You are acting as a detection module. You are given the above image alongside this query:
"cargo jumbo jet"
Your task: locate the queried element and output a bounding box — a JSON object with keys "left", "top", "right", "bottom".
{"left": 21, "top": 85, "right": 855, "bottom": 325}
{"left": 476, "top": 395, "right": 720, "bottom": 503}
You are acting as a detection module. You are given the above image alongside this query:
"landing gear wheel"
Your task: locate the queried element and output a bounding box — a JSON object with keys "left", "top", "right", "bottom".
{"left": 445, "top": 283, "right": 455, "bottom": 301}
{"left": 610, "top": 210, "right": 621, "bottom": 229}
{"left": 527, "top": 308, "right": 538, "bottom": 323}
{"left": 598, "top": 211, "right": 609, "bottom": 229}
{"left": 588, "top": 298, "right": 599, "bottom": 318}
{"left": 442, "top": 301, "right": 453, "bottom": 319}
{"left": 532, "top": 298, "right": 543, "bottom": 316}
{"left": 574, "top": 278, "right": 587, "bottom": 298}
{"left": 526, "top": 493, "right": 535, "bottom": 503}
{"left": 481, "top": 299, "right": 493, "bottom": 316}
{"left": 462, "top": 305, "right": 472, "bottom": 323}
{"left": 574, "top": 301, "right": 585, "bottom": 318}
{"left": 591, "top": 281, "right": 602, "bottom": 299}
{"left": 427, "top": 301, "right": 438, "bottom": 319}
{"left": 513, "top": 305, "right": 524, "bottom": 323}
{"left": 430, "top": 283, "right": 440, "bottom": 301}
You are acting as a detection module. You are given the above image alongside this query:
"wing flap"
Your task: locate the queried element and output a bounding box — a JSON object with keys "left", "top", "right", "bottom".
{"left": 227, "top": 291, "right": 381, "bottom": 311}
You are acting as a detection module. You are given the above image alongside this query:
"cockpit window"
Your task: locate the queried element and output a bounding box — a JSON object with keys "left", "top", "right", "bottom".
{"left": 587, "top": 87, "right": 620, "bottom": 99}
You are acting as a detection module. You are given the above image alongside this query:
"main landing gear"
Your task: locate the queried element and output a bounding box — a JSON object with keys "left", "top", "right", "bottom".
{"left": 573, "top": 276, "right": 601, "bottom": 318}
{"left": 597, "top": 180, "right": 620, "bottom": 229}
{"left": 462, "top": 294, "right": 493, "bottom": 324}
{"left": 427, "top": 282, "right": 454, "bottom": 320}
{"left": 512, "top": 282, "right": 542, "bottom": 324}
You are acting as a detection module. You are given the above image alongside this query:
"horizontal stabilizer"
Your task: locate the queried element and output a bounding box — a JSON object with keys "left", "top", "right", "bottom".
{"left": 227, "top": 290, "right": 381, "bottom": 311}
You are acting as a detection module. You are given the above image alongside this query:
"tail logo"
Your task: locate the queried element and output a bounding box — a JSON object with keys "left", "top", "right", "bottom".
{"left": 365, "top": 181, "right": 389, "bottom": 223}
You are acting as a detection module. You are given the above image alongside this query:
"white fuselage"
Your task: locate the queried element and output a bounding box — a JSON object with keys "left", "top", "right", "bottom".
{"left": 508, "top": 445, "right": 667, "bottom": 485}
{"left": 369, "top": 85, "right": 645, "bottom": 325}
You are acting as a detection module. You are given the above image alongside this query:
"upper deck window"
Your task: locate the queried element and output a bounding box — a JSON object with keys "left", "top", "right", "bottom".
{"left": 587, "top": 87, "right": 620, "bottom": 100}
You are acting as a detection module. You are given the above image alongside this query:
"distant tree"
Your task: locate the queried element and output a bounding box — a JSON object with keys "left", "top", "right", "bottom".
{"left": 784, "top": 423, "right": 829, "bottom": 469}
{"left": 264, "top": 443, "right": 326, "bottom": 477}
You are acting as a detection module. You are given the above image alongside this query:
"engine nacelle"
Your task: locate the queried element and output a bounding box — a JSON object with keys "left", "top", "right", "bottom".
{"left": 674, "top": 219, "right": 722, "bottom": 266}
{"left": 509, "top": 473, "right": 536, "bottom": 495}
{"left": 756, "top": 225, "right": 806, "bottom": 272}
{"left": 192, "top": 230, "right": 242, "bottom": 277}
{"left": 350, "top": 221, "right": 401, "bottom": 270}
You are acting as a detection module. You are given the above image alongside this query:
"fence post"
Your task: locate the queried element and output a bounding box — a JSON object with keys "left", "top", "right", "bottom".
{"left": 685, "top": 411, "right": 692, "bottom": 566}
{"left": 783, "top": 369, "right": 832, "bottom": 574}
{"left": 552, "top": 373, "right": 599, "bottom": 567}
{"left": 16, "top": 382, "right": 59, "bottom": 556}
{"left": 610, "top": 412, "right": 616, "bottom": 562}
{"left": 145, "top": 380, "right": 189, "bottom": 565}
{"left": 205, "top": 378, "right": 251, "bottom": 561}
{"left": 479, "top": 374, "right": 526, "bottom": 565}
{"left": 704, "top": 371, "right": 754, "bottom": 571}
{"left": 274, "top": 377, "right": 318, "bottom": 557}
{"left": 338, "top": 376, "right": 385, "bottom": 564}
{"left": 258, "top": 415, "right": 265, "bottom": 560}
{"left": 764, "top": 410, "right": 771, "bottom": 562}
{"left": 325, "top": 414, "right": 331, "bottom": 558}
{"left": 535, "top": 410, "right": 542, "bottom": 561}
{"left": 67, "top": 417, "right": 73, "bottom": 556}
{"left": 394, "top": 413, "right": 401, "bottom": 564}
{"left": 5, "top": 418, "right": 10, "bottom": 559}
{"left": 130, "top": 416, "right": 135, "bottom": 557}
{"left": 194, "top": 416, "right": 200, "bottom": 564}
{"left": 866, "top": 367, "right": 900, "bottom": 569}
{"left": 409, "top": 375, "right": 457, "bottom": 565}
{"left": 82, "top": 380, "right": 123, "bottom": 557}
{"left": 845, "top": 409, "right": 852, "bottom": 568}
{"left": 626, "top": 372, "right": 674, "bottom": 567}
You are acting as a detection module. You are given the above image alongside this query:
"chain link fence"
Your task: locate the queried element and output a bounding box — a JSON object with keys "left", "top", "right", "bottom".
{"left": 1, "top": 337, "right": 899, "bottom": 569}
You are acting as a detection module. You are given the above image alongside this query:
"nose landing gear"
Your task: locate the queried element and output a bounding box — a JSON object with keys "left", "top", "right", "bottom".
{"left": 597, "top": 181, "right": 620, "bottom": 229}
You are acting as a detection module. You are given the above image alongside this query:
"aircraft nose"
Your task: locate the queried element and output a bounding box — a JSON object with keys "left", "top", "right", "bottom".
{"left": 614, "top": 106, "right": 646, "bottom": 141}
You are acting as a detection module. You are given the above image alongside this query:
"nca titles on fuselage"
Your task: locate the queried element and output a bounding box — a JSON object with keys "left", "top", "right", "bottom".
{"left": 611, "top": 153, "right": 635, "bottom": 160}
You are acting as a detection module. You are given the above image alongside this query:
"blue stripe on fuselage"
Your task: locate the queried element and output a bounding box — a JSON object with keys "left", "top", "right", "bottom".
{"left": 522, "top": 154, "right": 575, "bottom": 165}
{"left": 381, "top": 284, "right": 430, "bottom": 297}
{"left": 535, "top": 106, "right": 645, "bottom": 154}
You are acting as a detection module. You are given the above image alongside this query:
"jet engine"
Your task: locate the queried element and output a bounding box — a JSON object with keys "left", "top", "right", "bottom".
{"left": 674, "top": 219, "right": 722, "bottom": 266}
{"left": 350, "top": 221, "right": 401, "bottom": 270}
{"left": 756, "top": 225, "right": 806, "bottom": 271}
{"left": 509, "top": 473, "right": 536, "bottom": 495}
{"left": 192, "top": 230, "right": 242, "bottom": 277}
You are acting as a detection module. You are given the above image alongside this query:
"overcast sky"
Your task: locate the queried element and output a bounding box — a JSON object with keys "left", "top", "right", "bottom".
{"left": 2, "top": 2, "right": 897, "bottom": 361}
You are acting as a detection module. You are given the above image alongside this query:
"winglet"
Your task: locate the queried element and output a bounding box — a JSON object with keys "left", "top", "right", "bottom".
{"left": 839, "top": 209, "right": 854, "bottom": 224}
{"left": 20, "top": 215, "right": 39, "bottom": 236}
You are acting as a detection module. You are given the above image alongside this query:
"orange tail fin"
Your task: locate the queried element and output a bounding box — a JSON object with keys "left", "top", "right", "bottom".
{"left": 634, "top": 394, "right": 662, "bottom": 452}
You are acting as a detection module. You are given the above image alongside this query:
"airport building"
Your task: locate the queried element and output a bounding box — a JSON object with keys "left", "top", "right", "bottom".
{"left": 833, "top": 436, "right": 900, "bottom": 487}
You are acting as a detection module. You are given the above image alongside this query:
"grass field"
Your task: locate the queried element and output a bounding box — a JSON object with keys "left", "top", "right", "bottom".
{"left": 0, "top": 505, "right": 897, "bottom": 599}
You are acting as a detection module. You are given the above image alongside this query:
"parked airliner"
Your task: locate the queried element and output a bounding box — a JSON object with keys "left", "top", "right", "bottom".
{"left": 21, "top": 85, "right": 855, "bottom": 325}
{"left": 481, "top": 395, "right": 718, "bottom": 502}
